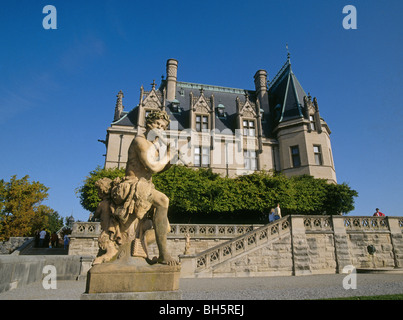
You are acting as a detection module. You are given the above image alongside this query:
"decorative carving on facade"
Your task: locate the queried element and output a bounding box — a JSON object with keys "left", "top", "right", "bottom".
{"left": 191, "top": 88, "right": 212, "bottom": 114}
{"left": 303, "top": 94, "right": 317, "bottom": 116}
{"left": 141, "top": 83, "right": 164, "bottom": 110}
{"left": 237, "top": 93, "right": 257, "bottom": 118}
{"left": 167, "top": 64, "right": 177, "bottom": 77}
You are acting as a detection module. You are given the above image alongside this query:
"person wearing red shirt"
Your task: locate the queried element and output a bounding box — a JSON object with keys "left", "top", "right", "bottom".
{"left": 373, "top": 208, "right": 385, "bottom": 216}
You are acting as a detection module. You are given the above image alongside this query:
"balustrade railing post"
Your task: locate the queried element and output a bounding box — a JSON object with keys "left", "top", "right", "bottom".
{"left": 387, "top": 217, "right": 403, "bottom": 268}
{"left": 332, "top": 215, "right": 353, "bottom": 273}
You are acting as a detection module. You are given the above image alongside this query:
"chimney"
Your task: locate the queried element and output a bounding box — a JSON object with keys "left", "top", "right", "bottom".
{"left": 166, "top": 59, "right": 178, "bottom": 101}
{"left": 254, "top": 69, "right": 269, "bottom": 114}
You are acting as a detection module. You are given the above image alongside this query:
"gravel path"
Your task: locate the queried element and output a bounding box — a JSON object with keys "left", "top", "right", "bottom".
{"left": 1, "top": 273, "right": 402, "bottom": 300}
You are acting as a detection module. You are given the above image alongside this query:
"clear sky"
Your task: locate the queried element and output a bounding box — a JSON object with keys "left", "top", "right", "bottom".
{"left": 1, "top": 0, "right": 402, "bottom": 222}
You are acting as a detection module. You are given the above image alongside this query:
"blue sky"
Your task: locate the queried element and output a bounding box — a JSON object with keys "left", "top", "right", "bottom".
{"left": 0, "top": 0, "right": 402, "bottom": 222}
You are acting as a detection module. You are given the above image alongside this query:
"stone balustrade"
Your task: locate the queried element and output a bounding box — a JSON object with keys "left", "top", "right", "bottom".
{"left": 187, "top": 217, "right": 290, "bottom": 274}
{"left": 68, "top": 221, "right": 263, "bottom": 257}
{"left": 71, "top": 222, "right": 102, "bottom": 237}
{"left": 180, "top": 215, "right": 403, "bottom": 278}
{"left": 68, "top": 216, "right": 403, "bottom": 278}
{"left": 168, "top": 223, "right": 262, "bottom": 239}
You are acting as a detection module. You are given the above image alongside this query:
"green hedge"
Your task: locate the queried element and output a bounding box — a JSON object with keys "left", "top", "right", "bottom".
{"left": 77, "top": 166, "right": 358, "bottom": 224}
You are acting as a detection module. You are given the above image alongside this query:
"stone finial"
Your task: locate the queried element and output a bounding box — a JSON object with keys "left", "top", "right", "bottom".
{"left": 114, "top": 90, "right": 124, "bottom": 121}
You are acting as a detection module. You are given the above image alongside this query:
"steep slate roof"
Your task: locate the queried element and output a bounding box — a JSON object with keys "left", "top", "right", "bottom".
{"left": 268, "top": 59, "right": 307, "bottom": 125}
{"left": 111, "top": 110, "right": 138, "bottom": 127}
{"left": 114, "top": 59, "right": 309, "bottom": 139}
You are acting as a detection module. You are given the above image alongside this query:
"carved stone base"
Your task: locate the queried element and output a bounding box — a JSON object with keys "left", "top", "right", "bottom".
{"left": 84, "top": 255, "right": 181, "bottom": 295}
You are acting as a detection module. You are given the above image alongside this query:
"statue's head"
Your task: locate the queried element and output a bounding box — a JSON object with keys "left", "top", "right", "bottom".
{"left": 145, "top": 110, "right": 170, "bottom": 131}
{"left": 95, "top": 177, "right": 113, "bottom": 199}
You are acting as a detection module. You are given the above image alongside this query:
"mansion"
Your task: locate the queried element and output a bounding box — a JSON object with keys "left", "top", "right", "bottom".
{"left": 103, "top": 58, "right": 336, "bottom": 183}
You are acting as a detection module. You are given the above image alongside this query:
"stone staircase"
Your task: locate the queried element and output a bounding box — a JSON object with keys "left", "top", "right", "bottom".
{"left": 18, "top": 240, "right": 68, "bottom": 255}
{"left": 180, "top": 216, "right": 292, "bottom": 278}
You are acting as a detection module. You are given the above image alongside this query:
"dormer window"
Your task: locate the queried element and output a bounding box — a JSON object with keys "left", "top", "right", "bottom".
{"left": 216, "top": 103, "right": 226, "bottom": 118}
{"left": 170, "top": 99, "right": 181, "bottom": 113}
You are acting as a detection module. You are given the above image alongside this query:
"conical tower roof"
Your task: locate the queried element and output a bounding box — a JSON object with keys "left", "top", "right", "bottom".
{"left": 268, "top": 58, "right": 307, "bottom": 124}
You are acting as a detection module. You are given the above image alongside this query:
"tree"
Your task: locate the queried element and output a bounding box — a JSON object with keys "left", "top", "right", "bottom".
{"left": 323, "top": 182, "right": 358, "bottom": 215}
{"left": 0, "top": 175, "right": 55, "bottom": 241}
{"left": 31, "top": 205, "right": 64, "bottom": 234}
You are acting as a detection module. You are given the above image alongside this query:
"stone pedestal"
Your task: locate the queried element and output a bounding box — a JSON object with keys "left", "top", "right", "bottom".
{"left": 82, "top": 245, "right": 182, "bottom": 300}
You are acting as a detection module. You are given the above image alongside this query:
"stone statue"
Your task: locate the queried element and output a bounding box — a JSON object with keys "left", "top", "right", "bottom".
{"left": 184, "top": 232, "right": 191, "bottom": 255}
{"left": 92, "top": 110, "right": 179, "bottom": 266}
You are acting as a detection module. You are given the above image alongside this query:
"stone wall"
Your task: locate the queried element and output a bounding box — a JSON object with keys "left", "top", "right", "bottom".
{"left": 0, "top": 237, "right": 33, "bottom": 255}
{"left": 306, "top": 234, "right": 337, "bottom": 274}
{"left": 211, "top": 234, "right": 293, "bottom": 277}
{"left": 0, "top": 255, "right": 85, "bottom": 294}
{"left": 348, "top": 233, "right": 395, "bottom": 268}
{"left": 68, "top": 216, "right": 403, "bottom": 278}
{"left": 180, "top": 215, "right": 403, "bottom": 278}
{"left": 68, "top": 222, "right": 102, "bottom": 257}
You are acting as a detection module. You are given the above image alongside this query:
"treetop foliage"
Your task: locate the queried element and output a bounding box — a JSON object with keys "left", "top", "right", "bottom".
{"left": 0, "top": 175, "right": 64, "bottom": 241}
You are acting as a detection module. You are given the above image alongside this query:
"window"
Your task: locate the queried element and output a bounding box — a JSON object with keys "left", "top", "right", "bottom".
{"left": 216, "top": 104, "right": 226, "bottom": 118}
{"left": 314, "top": 145, "right": 322, "bottom": 165}
{"left": 243, "top": 120, "right": 255, "bottom": 136}
{"left": 290, "top": 146, "right": 301, "bottom": 168}
{"left": 309, "top": 115, "right": 316, "bottom": 131}
{"left": 170, "top": 100, "right": 181, "bottom": 113}
{"left": 194, "top": 146, "right": 209, "bottom": 167}
{"left": 244, "top": 150, "right": 257, "bottom": 170}
{"left": 196, "top": 115, "right": 209, "bottom": 132}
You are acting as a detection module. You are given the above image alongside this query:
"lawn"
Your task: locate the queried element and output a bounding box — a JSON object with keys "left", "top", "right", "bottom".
{"left": 328, "top": 294, "right": 403, "bottom": 300}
